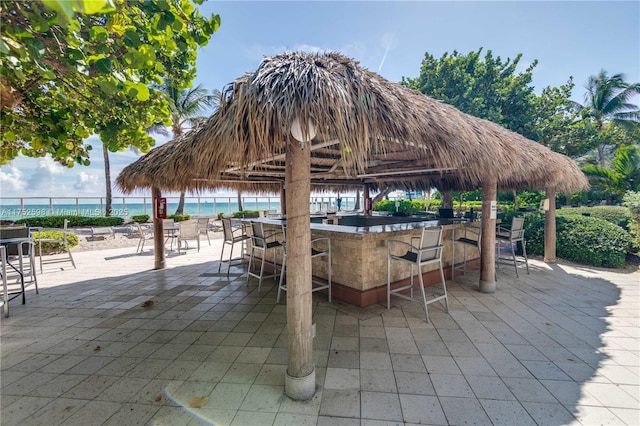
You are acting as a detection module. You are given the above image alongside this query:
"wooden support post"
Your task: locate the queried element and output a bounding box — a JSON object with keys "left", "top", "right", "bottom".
{"left": 544, "top": 188, "right": 557, "bottom": 262}
{"left": 152, "top": 186, "right": 166, "bottom": 270}
{"left": 285, "top": 139, "right": 315, "bottom": 400}
{"left": 442, "top": 191, "right": 453, "bottom": 209}
{"left": 479, "top": 178, "right": 497, "bottom": 293}
{"left": 363, "top": 185, "right": 370, "bottom": 216}
{"left": 280, "top": 183, "right": 286, "bottom": 216}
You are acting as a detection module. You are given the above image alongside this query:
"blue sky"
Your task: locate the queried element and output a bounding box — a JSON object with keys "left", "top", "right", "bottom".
{"left": 1, "top": 0, "right": 638, "bottom": 201}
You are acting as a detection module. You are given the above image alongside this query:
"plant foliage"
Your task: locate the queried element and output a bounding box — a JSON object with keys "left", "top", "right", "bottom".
{"left": 31, "top": 230, "right": 79, "bottom": 253}
{"left": 1, "top": 0, "right": 220, "bottom": 166}
{"left": 524, "top": 212, "right": 631, "bottom": 268}
{"left": 15, "top": 215, "right": 124, "bottom": 227}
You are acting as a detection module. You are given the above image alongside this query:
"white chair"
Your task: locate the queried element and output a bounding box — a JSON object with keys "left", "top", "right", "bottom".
{"left": 218, "top": 217, "right": 249, "bottom": 275}
{"left": 277, "top": 225, "right": 331, "bottom": 303}
{"left": 496, "top": 217, "right": 529, "bottom": 277}
{"left": 197, "top": 217, "right": 211, "bottom": 246}
{"left": 135, "top": 222, "right": 154, "bottom": 254}
{"left": 37, "top": 218, "right": 76, "bottom": 273}
{"left": 387, "top": 226, "right": 449, "bottom": 323}
{"left": 162, "top": 218, "right": 179, "bottom": 251}
{"left": 452, "top": 223, "right": 481, "bottom": 279}
{"left": 246, "top": 221, "right": 283, "bottom": 293}
{"left": 177, "top": 220, "right": 200, "bottom": 253}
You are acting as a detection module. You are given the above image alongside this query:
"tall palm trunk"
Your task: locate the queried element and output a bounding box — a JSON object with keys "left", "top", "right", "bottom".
{"left": 103, "top": 143, "right": 112, "bottom": 217}
{"left": 237, "top": 191, "right": 243, "bottom": 212}
{"left": 175, "top": 191, "right": 186, "bottom": 215}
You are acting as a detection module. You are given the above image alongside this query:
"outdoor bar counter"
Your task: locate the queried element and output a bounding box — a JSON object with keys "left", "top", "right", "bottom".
{"left": 247, "top": 215, "right": 480, "bottom": 307}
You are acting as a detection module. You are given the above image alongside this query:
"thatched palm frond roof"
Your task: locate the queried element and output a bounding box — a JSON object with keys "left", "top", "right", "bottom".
{"left": 117, "top": 51, "right": 587, "bottom": 195}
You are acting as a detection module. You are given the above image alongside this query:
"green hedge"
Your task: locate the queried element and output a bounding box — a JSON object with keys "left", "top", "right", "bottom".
{"left": 374, "top": 199, "right": 514, "bottom": 214}
{"left": 167, "top": 214, "right": 190, "bottom": 222}
{"left": 233, "top": 210, "right": 259, "bottom": 218}
{"left": 15, "top": 215, "right": 124, "bottom": 228}
{"left": 31, "top": 230, "right": 79, "bottom": 254}
{"left": 523, "top": 212, "right": 631, "bottom": 268}
{"left": 623, "top": 191, "right": 640, "bottom": 252}
{"left": 557, "top": 206, "right": 631, "bottom": 230}
{"left": 131, "top": 214, "right": 150, "bottom": 223}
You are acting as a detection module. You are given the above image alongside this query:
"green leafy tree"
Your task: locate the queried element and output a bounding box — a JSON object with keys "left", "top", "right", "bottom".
{"left": 402, "top": 48, "right": 587, "bottom": 205}
{"left": 577, "top": 70, "right": 640, "bottom": 167}
{"left": 402, "top": 48, "right": 539, "bottom": 139}
{"left": 1, "top": 0, "right": 220, "bottom": 163}
{"left": 148, "top": 84, "right": 218, "bottom": 214}
{"left": 1, "top": 0, "right": 219, "bottom": 214}
{"left": 582, "top": 145, "right": 640, "bottom": 197}
{"left": 532, "top": 79, "right": 596, "bottom": 157}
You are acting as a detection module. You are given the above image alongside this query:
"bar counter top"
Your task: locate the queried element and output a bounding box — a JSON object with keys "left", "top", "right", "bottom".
{"left": 246, "top": 215, "right": 470, "bottom": 234}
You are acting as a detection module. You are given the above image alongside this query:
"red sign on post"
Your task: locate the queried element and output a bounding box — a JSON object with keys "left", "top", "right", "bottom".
{"left": 155, "top": 197, "right": 167, "bottom": 219}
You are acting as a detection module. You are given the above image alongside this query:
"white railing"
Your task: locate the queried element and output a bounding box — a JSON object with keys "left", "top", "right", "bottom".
{"left": 0, "top": 195, "right": 362, "bottom": 220}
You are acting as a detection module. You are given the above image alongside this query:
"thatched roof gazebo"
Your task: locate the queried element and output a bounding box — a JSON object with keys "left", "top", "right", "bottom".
{"left": 117, "top": 51, "right": 587, "bottom": 400}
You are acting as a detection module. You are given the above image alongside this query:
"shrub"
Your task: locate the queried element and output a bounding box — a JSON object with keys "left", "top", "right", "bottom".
{"left": 15, "top": 215, "right": 124, "bottom": 228}
{"left": 557, "top": 206, "right": 631, "bottom": 230}
{"left": 623, "top": 191, "right": 640, "bottom": 252}
{"left": 217, "top": 212, "right": 225, "bottom": 220}
{"left": 167, "top": 214, "right": 190, "bottom": 222}
{"left": 233, "top": 210, "right": 259, "bottom": 218}
{"left": 524, "top": 213, "right": 631, "bottom": 268}
{"left": 31, "top": 230, "right": 79, "bottom": 254}
{"left": 131, "top": 214, "right": 150, "bottom": 223}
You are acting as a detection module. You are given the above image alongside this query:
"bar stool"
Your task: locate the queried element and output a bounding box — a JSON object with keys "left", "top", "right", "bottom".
{"left": 218, "top": 218, "right": 249, "bottom": 275}
{"left": 277, "top": 224, "right": 331, "bottom": 303}
{"left": 451, "top": 223, "right": 481, "bottom": 279}
{"left": 387, "top": 226, "right": 449, "bottom": 323}
{"left": 496, "top": 217, "right": 529, "bottom": 277}
{"left": 246, "top": 221, "right": 284, "bottom": 294}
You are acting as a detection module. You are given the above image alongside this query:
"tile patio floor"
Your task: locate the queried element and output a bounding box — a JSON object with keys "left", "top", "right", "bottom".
{"left": 1, "top": 237, "right": 638, "bottom": 425}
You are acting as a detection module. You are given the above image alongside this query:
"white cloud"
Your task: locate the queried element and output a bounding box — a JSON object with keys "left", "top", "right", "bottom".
{"left": 26, "top": 157, "right": 66, "bottom": 192}
{"left": 0, "top": 164, "right": 26, "bottom": 192}
{"left": 74, "top": 172, "right": 101, "bottom": 192}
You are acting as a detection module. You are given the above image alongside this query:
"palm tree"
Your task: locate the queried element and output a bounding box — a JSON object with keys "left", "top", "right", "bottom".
{"left": 580, "top": 70, "right": 640, "bottom": 166}
{"left": 582, "top": 144, "right": 640, "bottom": 195}
{"left": 148, "top": 84, "right": 219, "bottom": 214}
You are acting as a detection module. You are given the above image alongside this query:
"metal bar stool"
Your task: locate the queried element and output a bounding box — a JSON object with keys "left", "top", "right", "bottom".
{"left": 496, "top": 216, "right": 530, "bottom": 277}
{"left": 218, "top": 218, "right": 249, "bottom": 275}
{"left": 452, "top": 223, "right": 481, "bottom": 279}
{"left": 246, "top": 221, "right": 283, "bottom": 294}
{"left": 277, "top": 224, "right": 331, "bottom": 303}
{"left": 387, "top": 226, "right": 449, "bottom": 323}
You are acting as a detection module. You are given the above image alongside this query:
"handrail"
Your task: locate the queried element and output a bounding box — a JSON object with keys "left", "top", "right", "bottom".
{"left": 0, "top": 195, "right": 361, "bottom": 220}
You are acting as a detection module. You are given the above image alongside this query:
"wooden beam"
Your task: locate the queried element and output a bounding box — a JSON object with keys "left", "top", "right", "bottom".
{"left": 152, "top": 186, "right": 166, "bottom": 270}
{"left": 479, "top": 178, "right": 497, "bottom": 293}
{"left": 285, "top": 137, "right": 315, "bottom": 400}
{"left": 544, "top": 188, "right": 557, "bottom": 262}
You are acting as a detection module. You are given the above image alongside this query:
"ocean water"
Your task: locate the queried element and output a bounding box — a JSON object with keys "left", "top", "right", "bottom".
{"left": 0, "top": 197, "right": 358, "bottom": 221}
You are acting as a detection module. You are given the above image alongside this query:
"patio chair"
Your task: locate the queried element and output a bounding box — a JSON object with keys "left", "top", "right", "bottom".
{"left": 246, "top": 221, "right": 283, "bottom": 293}
{"left": 196, "top": 217, "right": 211, "bottom": 246}
{"left": 452, "top": 223, "right": 481, "bottom": 279}
{"left": 177, "top": 220, "right": 200, "bottom": 253}
{"left": 0, "top": 225, "right": 39, "bottom": 305}
{"left": 277, "top": 225, "right": 331, "bottom": 303}
{"left": 218, "top": 217, "right": 249, "bottom": 275}
{"left": 387, "top": 225, "right": 449, "bottom": 323}
{"left": 135, "top": 222, "right": 154, "bottom": 254}
{"left": 496, "top": 216, "right": 529, "bottom": 277}
{"left": 162, "top": 218, "right": 179, "bottom": 251}
{"left": 36, "top": 219, "right": 76, "bottom": 273}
